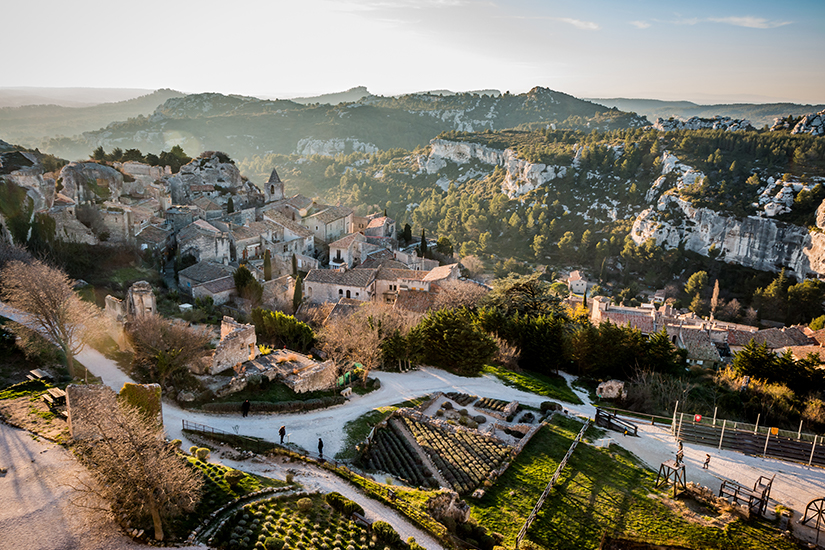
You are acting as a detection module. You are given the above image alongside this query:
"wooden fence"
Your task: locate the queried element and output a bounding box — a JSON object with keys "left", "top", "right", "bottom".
{"left": 675, "top": 414, "right": 825, "bottom": 467}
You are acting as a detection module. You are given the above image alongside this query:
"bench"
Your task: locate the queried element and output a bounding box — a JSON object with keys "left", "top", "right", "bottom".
{"left": 29, "top": 369, "right": 52, "bottom": 381}
{"left": 341, "top": 387, "right": 353, "bottom": 398}
{"left": 352, "top": 511, "right": 371, "bottom": 529}
{"left": 44, "top": 387, "right": 66, "bottom": 407}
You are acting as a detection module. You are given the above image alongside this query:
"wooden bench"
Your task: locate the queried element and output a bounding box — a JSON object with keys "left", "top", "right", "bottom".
{"left": 44, "top": 387, "right": 66, "bottom": 407}
{"left": 352, "top": 511, "right": 371, "bottom": 529}
{"left": 29, "top": 369, "right": 52, "bottom": 381}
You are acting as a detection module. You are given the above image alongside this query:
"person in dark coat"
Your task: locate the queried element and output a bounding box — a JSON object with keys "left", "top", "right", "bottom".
{"left": 279, "top": 425, "right": 286, "bottom": 444}
{"left": 318, "top": 437, "right": 324, "bottom": 459}
{"left": 242, "top": 400, "right": 250, "bottom": 417}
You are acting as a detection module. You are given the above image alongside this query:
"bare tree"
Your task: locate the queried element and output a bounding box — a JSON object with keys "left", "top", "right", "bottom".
{"left": 126, "top": 315, "right": 212, "bottom": 386}
{"left": 318, "top": 302, "right": 420, "bottom": 383}
{"left": 431, "top": 279, "right": 489, "bottom": 310}
{"left": 71, "top": 390, "right": 203, "bottom": 541}
{"left": 0, "top": 260, "right": 103, "bottom": 378}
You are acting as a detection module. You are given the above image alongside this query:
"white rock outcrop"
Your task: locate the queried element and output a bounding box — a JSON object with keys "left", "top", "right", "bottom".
{"left": 653, "top": 116, "right": 754, "bottom": 132}
{"left": 423, "top": 139, "right": 567, "bottom": 198}
{"left": 295, "top": 137, "right": 379, "bottom": 156}
{"left": 792, "top": 110, "right": 825, "bottom": 137}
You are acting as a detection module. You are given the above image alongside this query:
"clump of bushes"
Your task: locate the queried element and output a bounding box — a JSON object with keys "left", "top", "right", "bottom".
{"left": 297, "top": 497, "right": 312, "bottom": 512}
{"left": 324, "top": 492, "right": 364, "bottom": 517}
{"left": 372, "top": 521, "right": 400, "bottom": 545}
{"left": 224, "top": 469, "right": 244, "bottom": 488}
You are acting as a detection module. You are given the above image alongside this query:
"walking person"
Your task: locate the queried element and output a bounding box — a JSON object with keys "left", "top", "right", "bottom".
{"left": 242, "top": 399, "right": 250, "bottom": 418}
{"left": 703, "top": 454, "right": 711, "bottom": 469}
{"left": 318, "top": 437, "right": 324, "bottom": 459}
{"left": 279, "top": 425, "right": 286, "bottom": 445}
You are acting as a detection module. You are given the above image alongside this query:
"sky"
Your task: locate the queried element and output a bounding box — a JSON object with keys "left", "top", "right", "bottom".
{"left": 2, "top": 0, "right": 823, "bottom": 104}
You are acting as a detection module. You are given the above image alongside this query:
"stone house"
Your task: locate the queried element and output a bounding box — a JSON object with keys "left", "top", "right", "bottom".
{"left": 176, "top": 219, "right": 231, "bottom": 264}
{"left": 567, "top": 270, "right": 587, "bottom": 295}
{"left": 230, "top": 219, "right": 279, "bottom": 261}
{"left": 178, "top": 261, "right": 234, "bottom": 296}
{"left": 193, "top": 196, "right": 224, "bottom": 220}
{"left": 165, "top": 205, "right": 196, "bottom": 232}
{"left": 666, "top": 325, "right": 722, "bottom": 368}
{"left": 374, "top": 267, "right": 429, "bottom": 303}
{"left": 302, "top": 205, "right": 354, "bottom": 243}
{"left": 135, "top": 224, "right": 172, "bottom": 254}
{"left": 192, "top": 276, "right": 236, "bottom": 306}
{"left": 304, "top": 267, "right": 378, "bottom": 303}
{"left": 363, "top": 215, "right": 396, "bottom": 240}
{"left": 329, "top": 232, "right": 367, "bottom": 268}
{"left": 261, "top": 210, "right": 316, "bottom": 258}
{"left": 99, "top": 201, "right": 133, "bottom": 242}
{"left": 264, "top": 168, "right": 285, "bottom": 203}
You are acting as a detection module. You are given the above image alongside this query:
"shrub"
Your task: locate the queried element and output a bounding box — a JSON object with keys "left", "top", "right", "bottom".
{"left": 196, "top": 447, "right": 210, "bottom": 461}
{"left": 225, "top": 469, "right": 244, "bottom": 488}
{"left": 325, "top": 492, "right": 364, "bottom": 516}
{"left": 473, "top": 415, "right": 486, "bottom": 424}
{"left": 441, "top": 401, "right": 453, "bottom": 410}
{"left": 189, "top": 445, "right": 199, "bottom": 455}
{"left": 372, "top": 521, "right": 400, "bottom": 545}
{"left": 540, "top": 401, "right": 562, "bottom": 413}
{"left": 169, "top": 439, "right": 182, "bottom": 449}
{"left": 265, "top": 537, "right": 285, "bottom": 550}
{"left": 286, "top": 473, "right": 294, "bottom": 484}
{"left": 458, "top": 408, "right": 468, "bottom": 416}
{"left": 297, "top": 497, "right": 312, "bottom": 512}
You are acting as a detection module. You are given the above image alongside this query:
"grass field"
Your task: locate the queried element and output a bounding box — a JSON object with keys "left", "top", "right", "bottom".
{"left": 471, "top": 415, "right": 800, "bottom": 550}
{"left": 482, "top": 365, "right": 583, "bottom": 405}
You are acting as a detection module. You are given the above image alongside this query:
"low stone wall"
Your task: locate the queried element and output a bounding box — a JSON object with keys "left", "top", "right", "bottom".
{"left": 211, "top": 317, "right": 257, "bottom": 374}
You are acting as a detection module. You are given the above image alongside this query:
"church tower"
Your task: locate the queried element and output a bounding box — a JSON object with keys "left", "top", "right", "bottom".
{"left": 265, "top": 168, "right": 285, "bottom": 203}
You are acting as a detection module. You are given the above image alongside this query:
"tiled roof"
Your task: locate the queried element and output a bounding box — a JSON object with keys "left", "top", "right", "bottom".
{"left": 366, "top": 216, "right": 390, "bottom": 229}
{"left": 305, "top": 268, "right": 377, "bottom": 288}
{"left": 195, "top": 275, "right": 235, "bottom": 294}
{"left": 308, "top": 206, "right": 353, "bottom": 225}
{"left": 778, "top": 345, "right": 825, "bottom": 363}
{"left": 287, "top": 194, "right": 315, "bottom": 211}
{"left": 325, "top": 297, "right": 364, "bottom": 323}
{"left": 232, "top": 221, "right": 274, "bottom": 241}
{"left": 599, "top": 311, "right": 655, "bottom": 333}
{"left": 263, "top": 211, "right": 314, "bottom": 238}
{"left": 394, "top": 290, "right": 436, "bottom": 313}
{"left": 668, "top": 326, "right": 721, "bottom": 363}
{"left": 177, "top": 220, "right": 222, "bottom": 243}
{"left": 193, "top": 196, "right": 222, "bottom": 211}
{"left": 376, "top": 266, "right": 427, "bottom": 281}
{"left": 568, "top": 270, "right": 583, "bottom": 281}
{"left": 810, "top": 329, "right": 825, "bottom": 345}
{"left": 360, "top": 255, "right": 406, "bottom": 270}
{"left": 135, "top": 224, "right": 171, "bottom": 244}
{"left": 751, "top": 327, "right": 812, "bottom": 348}
{"left": 179, "top": 261, "right": 234, "bottom": 284}
{"left": 423, "top": 263, "right": 459, "bottom": 282}
{"left": 329, "top": 232, "right": 364, "bottom": 249}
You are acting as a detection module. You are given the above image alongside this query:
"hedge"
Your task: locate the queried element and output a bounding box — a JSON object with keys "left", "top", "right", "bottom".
{"left": 325, "top": 491, "right": 365, "bottom": 516}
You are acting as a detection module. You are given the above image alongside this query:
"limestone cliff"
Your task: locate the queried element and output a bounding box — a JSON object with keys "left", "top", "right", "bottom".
{"left": 652, "top": 116, "right": 754, "bottom": 132}
{"left": 421, "top": 139, "right": 568, "bottom": 198}
{"left": 58, "top": 162, "right": 124, "bottom": 204}
{"left": 164, "top": 152, "right": 263, "bottom": 207}
{"left": 295, "top": 137, "right": 379, "bottom": 156}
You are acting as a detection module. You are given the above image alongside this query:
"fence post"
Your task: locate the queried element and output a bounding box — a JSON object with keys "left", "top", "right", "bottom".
{"left": 678, "top": 413, "right": 684, "bottom": 440}
{"left": 712, "top": 407, "right": 717, "bottom": 426}
{"left": 754, "top": 413, "right": 760, "bottom": 434}
{"left": 671, "top": 401, "right": 679, "bottom": 436}
{"left": 798, "top": 419, "right": 803, "bottom": 440}
{"left": 810, "top": 436, "right": 818, "bottom": 467}
{"left": 763, "top": 430, "right": 771, "bottom": 457}
{"left": 719, "top": 419, "right": 726, "bottom": 450}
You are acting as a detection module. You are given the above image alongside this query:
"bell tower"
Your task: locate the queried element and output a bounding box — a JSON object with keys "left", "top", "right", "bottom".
{"left": 265, "top": 168, "right": 284, "bottom": 203}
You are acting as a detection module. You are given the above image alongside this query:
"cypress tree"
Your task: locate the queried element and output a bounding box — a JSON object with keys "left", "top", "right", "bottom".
{"left": 419, "top": 229, "right": 428, "bottom": 257}
{"left": 291, "top": 253, "right": 298, "bottom": 276}
{"left": 293, "top": 275, "right": 303, "bottom": 312}
{"left": 227, "top": 196, "right": 235, "bottom": 213}
{"left": 263, "top": 249, "right": 272, "bottom": 281}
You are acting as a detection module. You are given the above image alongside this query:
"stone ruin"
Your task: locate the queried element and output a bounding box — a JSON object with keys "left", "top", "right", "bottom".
{"left": 104, "top": 280, "right": 157, "bottom": 323}
{"left": 250, "top": 349, "right": 337, "bottom": 393}
{"left": 209, "top": 316, "right": 258, "bottom": 375}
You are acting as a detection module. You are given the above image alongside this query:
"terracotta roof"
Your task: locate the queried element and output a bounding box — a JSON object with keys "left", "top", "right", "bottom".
{"left": 568, "top": 270, "right": 583, "bottom": 281}
{"left": 366, "top": 216, "right": 390, "bottom": 229}
{"left": 667, "top": 326, "right": 721, "bottom": 363}
{"left": 305, "top": 268, "right": 377, "bottom": 288}
{"left": 178, "top": 261, "right": 234, "bottom": 285}
{"left": 809, "top": 329, "right": 825, "bottom": 345}
{"left": 308, "top": 205, "right": 353, "bottom": 225}
{"left": 360, "top": 256, "right": 407, "bottom": 270}
{"left": 598, "top": 311, "right": 655, "bottom": 334}
{"left": 286, "top": 194, "right": 315, "bottom": 210}
{"left": 193, "top": 196, "right": 222, "bottom": 212}
{"left": 778, "top": 345, "right": 825, "bottom": 363}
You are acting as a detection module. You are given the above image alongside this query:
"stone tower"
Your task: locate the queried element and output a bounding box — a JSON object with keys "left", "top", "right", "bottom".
{"left": 265, "top": 168, "right": 284, "bottom": 203}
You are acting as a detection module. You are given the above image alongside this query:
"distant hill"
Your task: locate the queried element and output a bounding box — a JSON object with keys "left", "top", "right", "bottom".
{"left": 0, "top": 86, "right": 155, "bottom": 108}
{"left": 588, "top": 98, "right": 825, "bottom": 128}
{"left": 408, "top": 88, "right": 501, "bottom": 97}
{"left": 0, "top": 89, "right": 185, "bottom": 146}
{"left": 287, "top": 86, "right": 371, "bottom": 105}
{"left": 42, "top": 87, "right": 649, "bottom": 162}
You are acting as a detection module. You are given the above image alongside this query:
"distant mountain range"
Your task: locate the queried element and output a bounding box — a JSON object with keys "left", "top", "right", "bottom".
{"left": 0, "top": 86, "right": 156, "bottom": 108}
{"left": 0, "top": 89, "right": 185, "bottom": 145}
{"left": 588, "top": 98, "right": 825, "bottom": 128}
{"left": 37, "top": 87, "right": 648, "bottom": 162}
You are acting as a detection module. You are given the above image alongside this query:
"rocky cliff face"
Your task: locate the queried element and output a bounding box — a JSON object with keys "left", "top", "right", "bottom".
{"left": 59, "top": 162, "right": 124, "bottom": 204}
{"left": 165, "top": 153, "right": 263, "bottom": 207}
{"left": 631, "top": 193, "right": 819, "bottom": 278}
{"left": 422, "top": 139, "right": 568, "bottom": 198}
{"left": 792, "top": 110, "right": 825, "bottom": 137}
{"left": 652, "top": 116, "right": 754, "bottom": 132}
{"left": 295, "top": 137, "right": 379, "bottom": 156}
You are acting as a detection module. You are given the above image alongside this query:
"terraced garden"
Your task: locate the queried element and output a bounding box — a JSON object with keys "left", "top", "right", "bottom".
{"left": 360, "top": 421, "right": 437, "bottom": 488}
{"left": 211, "top": 493, "right": 383, "bottom": 550}
{"left": 401, "top": 417, "right": 509, "bottom": 494}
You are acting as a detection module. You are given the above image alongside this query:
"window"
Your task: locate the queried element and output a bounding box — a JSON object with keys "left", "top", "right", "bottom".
{"left": 339, "top": 289, "right": 343, "bottom": 295}
{"left": 355, "top": 292, "right": 359, "bottom": 297}
{"left": 346, "top": 290, "right": 351, "bottom": 298}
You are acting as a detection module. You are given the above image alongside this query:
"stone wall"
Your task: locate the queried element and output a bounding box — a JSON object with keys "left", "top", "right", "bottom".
{"left": 49, "top": 209, "right": 97, "bottom": 244}
{"left": 285, "top": 359, "right": 337, "bottom": 393}
{"left": 211, "top": 316, "right": 258, "bottom": 374}
{"left": 99, "top": 204, "right": 133, "bottom": 242}
{"left": 127, "top": 281, "right": 156, "bottom": 317}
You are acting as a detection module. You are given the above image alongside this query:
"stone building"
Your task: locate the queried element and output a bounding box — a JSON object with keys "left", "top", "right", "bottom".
{"left": 176, "top": 219, "right": 231, "bottom": 264}
{"left": 104, "top": 281, "right": 157, "bottom": 323}
{"left": 178, "top": 261, "right": 234, "bottom": 296}
{"left": 303, "top": 267, "right": 378, "bottom": 304}
{"left": 264, "top": 168, "right": 285, "bottom": 203}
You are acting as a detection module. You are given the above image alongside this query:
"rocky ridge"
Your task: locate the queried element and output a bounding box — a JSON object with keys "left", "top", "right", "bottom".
{"left": 791, "top": 110, "right": 825, "bottom": 137}
{"left": 652, "top": 116, "right": 754, "bottom": 132}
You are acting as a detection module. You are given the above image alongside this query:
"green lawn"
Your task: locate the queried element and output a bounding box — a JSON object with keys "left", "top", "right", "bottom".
{"left": 482, "top": 365, "right": 583, "bottom": 405}
{"left": 471, "top": 416, "right": 800, "bottom": 550}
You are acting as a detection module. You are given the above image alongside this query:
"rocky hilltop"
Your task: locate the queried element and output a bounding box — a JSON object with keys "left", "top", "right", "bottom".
{"left": 770, "top": 109, "right": 825, "bottom": 136}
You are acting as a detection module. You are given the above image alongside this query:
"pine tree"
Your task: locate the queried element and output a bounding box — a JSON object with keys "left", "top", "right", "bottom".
{"left": 227, "top": 197, "right": 235, "bottom": 213}
{"left": 291, "top": 253, "right": 298, "bottom": 276}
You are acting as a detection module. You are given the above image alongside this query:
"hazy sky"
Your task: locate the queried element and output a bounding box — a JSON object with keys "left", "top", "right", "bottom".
{"left": 3, "top": 0, "right": 823, "bottom": 104}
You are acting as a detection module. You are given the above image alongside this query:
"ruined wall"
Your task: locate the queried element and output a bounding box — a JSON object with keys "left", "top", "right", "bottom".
{"left": 286, "top": 360, "right": 337, "bottom": 393}
{"left": 127, "top": 281, "right": 156, "bottom": 318}
{"left": 211, "top": 316, "right": 258, "bottom": 374}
